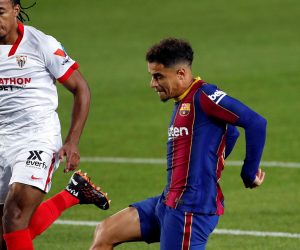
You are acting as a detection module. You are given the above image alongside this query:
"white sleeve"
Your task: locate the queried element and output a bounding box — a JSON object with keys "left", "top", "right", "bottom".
{"left": 40, "top": 35, "right": 79, "bottom": 83}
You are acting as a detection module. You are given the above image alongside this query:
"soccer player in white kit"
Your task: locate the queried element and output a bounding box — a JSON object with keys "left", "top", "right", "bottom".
{"left": 0, "top": 1, "right": 105, "bottom": 249}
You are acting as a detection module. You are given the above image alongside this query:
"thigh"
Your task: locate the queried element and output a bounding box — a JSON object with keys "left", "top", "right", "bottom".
{"left": 9, "top": 149, "right": 59, "bottom": 193}
{"left": 0, "top": 162, "right": 11, "bottom": 204}
{"left": 0, "top": 133, "right": 61, "bottom": 201}
{"left": 0, "top": 204, "right": 4, "bottom": 250}
{"left": 188, "top": 213, "right": 219, "bottom": 249}
{"left": 92, "top": 207, "right": 142, "bottom": 248}
{"left": 131, "top": 196, "right": 161, "bottom": 243}
{"left": 0, "top": 140, "right": 11, "bottom": 204}
{"left": 3, "top": 183, "right": 45, "bottom": 232}
{"left": 8, "top": 133, "right": 61, "bottom": 193}
{"left": 160, "top": 207, "right": 219, "bottom": 250}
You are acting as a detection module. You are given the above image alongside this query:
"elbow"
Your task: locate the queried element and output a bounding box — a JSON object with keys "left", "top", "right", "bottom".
{"left": 250, "top": 113, "right": 267, "bottom": 129}
{"left": 257, "top": 116, "right": 267, "bottom": 130}
{"left": 250, "top": 115, "right": 267, "bottom": 137}
{"left": 76, "top": 81, "right": 91, "bottom": 103}
{"left": 85, "top": 84, "right": 91, "bottom": 103}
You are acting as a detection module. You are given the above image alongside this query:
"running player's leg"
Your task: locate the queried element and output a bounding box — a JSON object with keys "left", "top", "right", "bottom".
{"left": 90, "top": 196, "right": 161, "bottom": 250}
{"left": 3, "top": 184, "right": 44, "bottom": 231}
{"left": 28, "top": 189, "right": 79, "bottom": 239}
{"left": 188, "top": 214, "right": 219, "bottom": 250}
{"left": 2, "top": 183, "right": 44, "bottom": 249}
{"left": 0, "top": 152, "right": 12, "bottom": 250}
{"left": 160, "top": 205, "right": 219, "bottom": 250}
{"left": 90, "top": 207, "right": 141, "bottom": 250}
{"left": 0, "top": 204, "right": 6, "bottom": 250}
{"left": 2, "top": 147, "right": 59, "bottom": 249}
{"left": 29, "top": 170, "right": 109, "bottom": 239}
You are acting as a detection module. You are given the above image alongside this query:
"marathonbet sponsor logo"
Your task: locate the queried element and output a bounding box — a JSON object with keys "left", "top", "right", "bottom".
{"left": 168, "top": 125, "right": 189, "bottom": 141}
{"left": 16, "top": 55, "right": 27, "bottom": 68}
{"left": 0, "top": 77, "right": 31, "bottom": 91}
{"left": 179, "top": 103, "right": 191, "bottom": 116}
{"left": 0, "top": 77, "right": 31, "bottom": 85}
{"left": 26, "top": 150, "right": 47, "bottom": 169}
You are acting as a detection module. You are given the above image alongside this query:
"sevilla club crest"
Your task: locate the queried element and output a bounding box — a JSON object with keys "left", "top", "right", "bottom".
{"left": 16, "top": 55, "right": 27, "bottom": 68}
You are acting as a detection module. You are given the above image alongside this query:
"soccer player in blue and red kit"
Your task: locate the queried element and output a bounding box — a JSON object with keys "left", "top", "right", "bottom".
{"left": 89, "top": 38, "right": 267, "bottom": 250}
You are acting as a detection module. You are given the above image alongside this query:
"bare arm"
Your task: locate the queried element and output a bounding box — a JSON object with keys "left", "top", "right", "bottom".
{"left": 58, "top": 69, "right": 91, "bottom": 173}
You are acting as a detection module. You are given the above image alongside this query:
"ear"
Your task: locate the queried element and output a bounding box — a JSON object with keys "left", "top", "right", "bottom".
{"left": 176, "top": 67, "right": 186, "bottom": 80}
{"left": 13, "top": 4, "right": 21, "bottom": 18}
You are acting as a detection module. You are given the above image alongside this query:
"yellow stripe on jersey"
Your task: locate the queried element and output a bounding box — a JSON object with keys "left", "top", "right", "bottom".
{"left": 174, "top": 76, "right": 201, "bottom": 102}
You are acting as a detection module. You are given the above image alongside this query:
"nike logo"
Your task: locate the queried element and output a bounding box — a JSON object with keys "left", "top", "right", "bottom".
{"left": 66, "top": 186, "right": 79, "bottom": 197}
{"left": 31, "top": 175, "right": 42, "bottom": 180}
{"left": 71, "top": 178, "right": 78, "bottom": 186}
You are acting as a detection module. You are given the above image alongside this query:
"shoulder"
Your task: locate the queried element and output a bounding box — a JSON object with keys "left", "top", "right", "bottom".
{"left": 24, "top": 25, "right": 60, "bottom": 50}
{"left": 200, "top": 83, "right": 227, "bottom": 103}
{"left": 201, "top": 83, "right": 219, "bottom": 94}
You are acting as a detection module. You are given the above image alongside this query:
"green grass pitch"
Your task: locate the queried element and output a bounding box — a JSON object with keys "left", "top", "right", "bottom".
{"left": 25, "top": 0, "right": 300, "bottom": 249}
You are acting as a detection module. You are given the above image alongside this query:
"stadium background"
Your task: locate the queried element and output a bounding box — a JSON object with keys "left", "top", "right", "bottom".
{"left": 23, "top": 0, "right": 300, "bottom": 249}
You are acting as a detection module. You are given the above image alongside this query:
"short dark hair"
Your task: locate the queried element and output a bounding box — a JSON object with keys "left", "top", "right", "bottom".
{"left": 146, "top": 38, "right": 194, "bottom": 67}
{"left": 11, "top": 0, "right": 36, "bottom": 23}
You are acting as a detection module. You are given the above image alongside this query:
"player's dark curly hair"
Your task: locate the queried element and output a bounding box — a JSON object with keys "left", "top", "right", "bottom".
{"left": 146, "top": 38, "right": 194, "bottom": 67}
{"left": 11, "top": 0, "right": 36, "bottom": 22}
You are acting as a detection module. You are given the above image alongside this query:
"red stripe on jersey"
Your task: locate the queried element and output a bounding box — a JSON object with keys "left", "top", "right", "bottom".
{"left": 165, "top": 85, "right": 198, "bottom": 208}
{"left": 215, "top": 131, "right": 226, "bottom": 215}
{"left": 8, "top": 22, "right": 24, "bottom": 57}
{"left": 57, "top": 62, "right": 79, "bottom": 83}
{"left": 216, "top": 183, "right": 224, "bottom": 215}
{"left": 200, "top": 92, "right": 239, "bottom": 123}
{"left": 216, "top": 130, "right": 226, "bottom": 177}
{"left": 182, "top": 212, "right": 193, "bottom": 250}
{"left": 165, "top": 104, "right": 187, "bottom": 208}
{"left": 175, "top": 100, "right": 196, "bottom": 209}
{"left": 44, "top": 153, "right": 56, "bottom": 192}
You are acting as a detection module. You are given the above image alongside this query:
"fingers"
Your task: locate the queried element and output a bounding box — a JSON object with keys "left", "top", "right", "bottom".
{"left": 257, "top": 169, "right": 265, "bottom": 183}
{"left": 251, "top": 168, "right": 265, "bottom": 188}
{"left": 65, "top": 151, "right": 80, "bottom": 173}
{"left": 59, "top": 146, "right": 80, "bottom": 173}
{"left": 58, "top": 148, "right": 65, "bottom": 161}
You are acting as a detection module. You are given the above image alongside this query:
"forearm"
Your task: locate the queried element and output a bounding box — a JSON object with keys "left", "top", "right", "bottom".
{"left": 64, "top": 85, "right": 91, "bottom": 145}
{"left": 225, "top": 125, "right": 240, "bottom": 159}
{"left": 240, "top": 115, "right": 267, "bottom": 187}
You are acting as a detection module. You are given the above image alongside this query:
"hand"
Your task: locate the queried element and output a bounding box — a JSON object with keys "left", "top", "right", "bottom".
{"left": 58, "top": 143, "right": 80, "bottom": 173}
{"left": 250, "top": 168, "right": 265, "bottom": 189}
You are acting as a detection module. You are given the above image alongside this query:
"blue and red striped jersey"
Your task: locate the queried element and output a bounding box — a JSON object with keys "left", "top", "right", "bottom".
{"left": 163, "top": 78, "right": 267, "bottom": 215}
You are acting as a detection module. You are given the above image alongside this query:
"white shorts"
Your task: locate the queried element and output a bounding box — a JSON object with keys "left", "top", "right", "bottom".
{"left": 0, "top": 131, "right": 62, "bottom": 204}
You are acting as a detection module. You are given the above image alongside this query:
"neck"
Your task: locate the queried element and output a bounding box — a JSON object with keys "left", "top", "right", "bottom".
{"left": 182, "top": 75, "right": 195, "bottom": 92}
{"left": 174, "top": 76, "right": 198, "bottom": 102}
{"left": 0, "top": 23, "right": 19, "bottom": 45}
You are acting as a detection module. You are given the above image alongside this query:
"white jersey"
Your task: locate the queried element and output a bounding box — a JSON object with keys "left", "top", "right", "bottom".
{"left": 0, "top": 23, "right": 78, "bottom": 135}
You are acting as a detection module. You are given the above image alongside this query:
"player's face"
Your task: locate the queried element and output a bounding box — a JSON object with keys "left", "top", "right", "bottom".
{"left": 0, "top": 0, "right": 19, "bottom": 42}
{"left": 148, "top": 62, "right": 184, "bottom": 102}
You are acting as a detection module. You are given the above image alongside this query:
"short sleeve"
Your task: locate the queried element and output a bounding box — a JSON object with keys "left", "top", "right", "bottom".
{"left": 39, "top": 35, "right": 79, "bottom": 83}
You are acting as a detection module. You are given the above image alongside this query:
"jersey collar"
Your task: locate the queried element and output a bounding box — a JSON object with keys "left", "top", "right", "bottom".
{"left": 8, "top": 22, "right": 24, "bottom": 57}
{"left": 174, "top": 76, "right": 201, "bottom": 102}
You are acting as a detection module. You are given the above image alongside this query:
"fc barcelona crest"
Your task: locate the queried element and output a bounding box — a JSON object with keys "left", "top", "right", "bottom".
{"left": 179, "top": 103, "right": 191, "bottom": 116}
{"left": 16, "top": 55, "right": 27, "bottom": 68}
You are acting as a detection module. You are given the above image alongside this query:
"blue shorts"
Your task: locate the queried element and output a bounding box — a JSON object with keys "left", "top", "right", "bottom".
{"left": 131, "top": 195, "right": 219, "bottom": 250}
